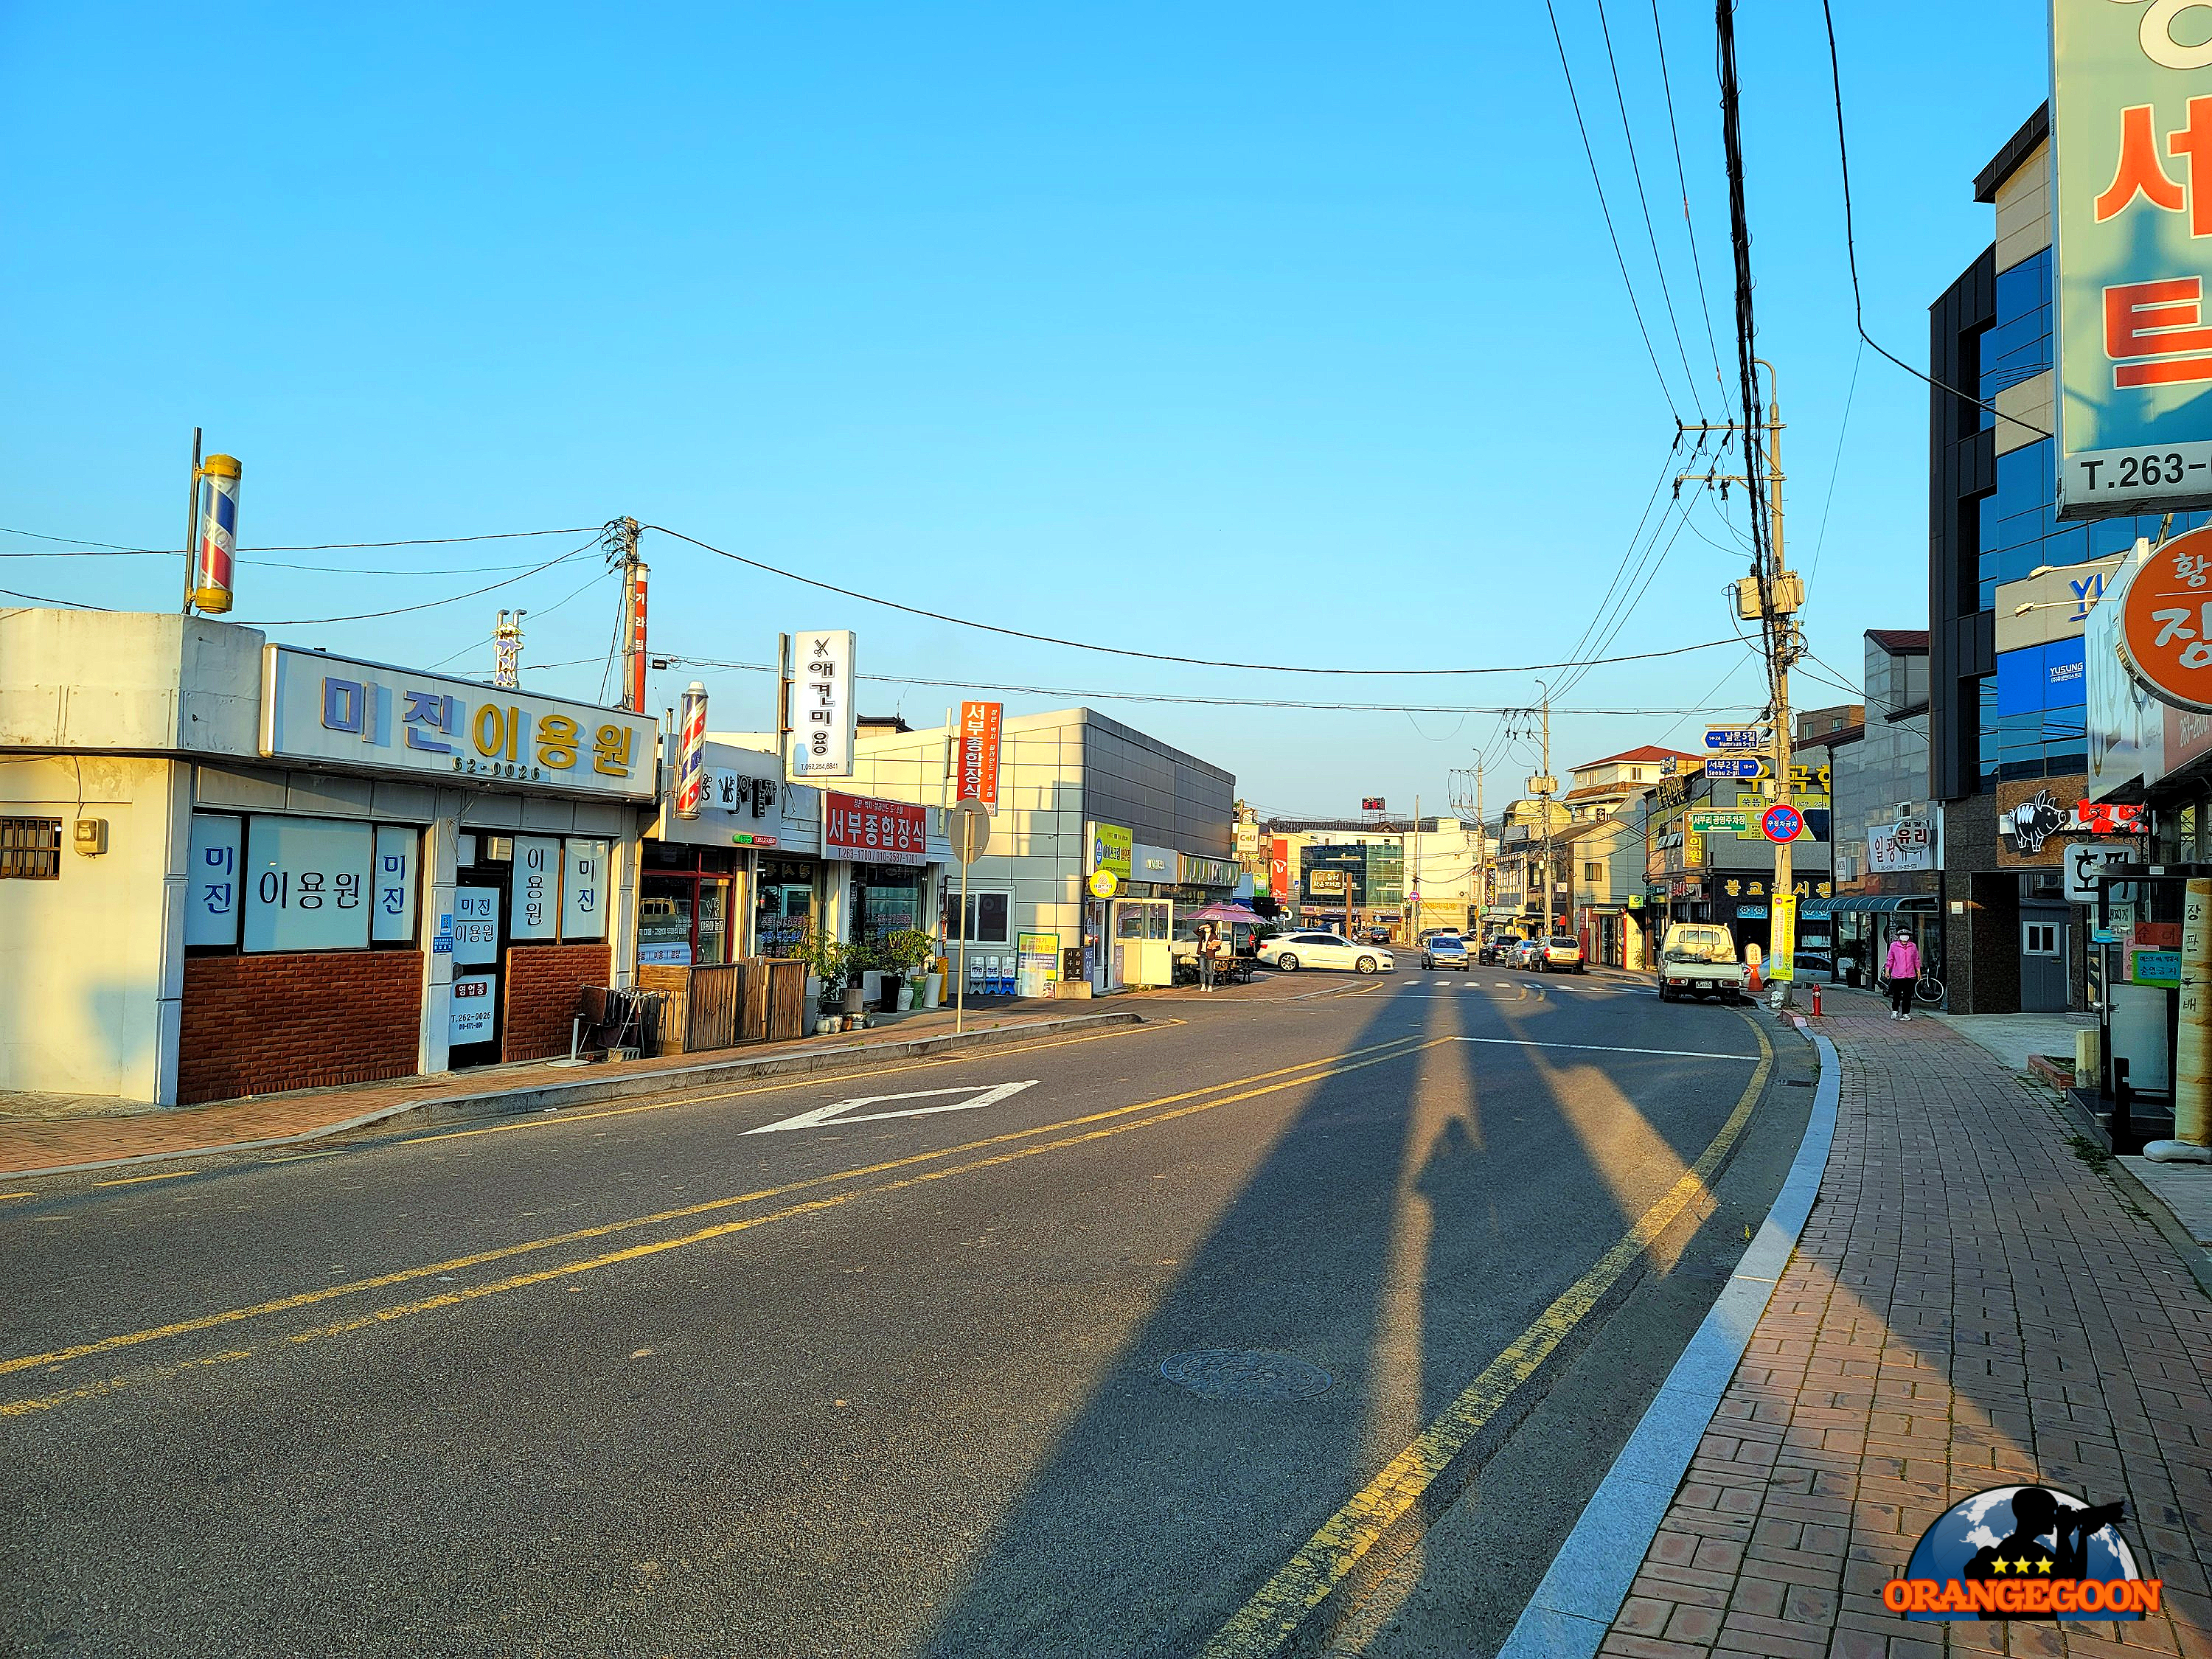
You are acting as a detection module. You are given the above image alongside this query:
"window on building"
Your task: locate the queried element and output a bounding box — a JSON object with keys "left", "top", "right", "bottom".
{"left": 0, "top": 817, "right": 61, "bottom": 880}
{"left": 947, "top": 888, "right": 1012, "bottom": 947}
{"left": 1582, "top": 860, "right": 1604, "bottom": 881}
{"left": 2024, "top": 921, "right": 2059, "bottom": 956}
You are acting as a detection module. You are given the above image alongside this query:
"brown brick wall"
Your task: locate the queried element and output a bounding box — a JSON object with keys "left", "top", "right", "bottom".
{"left": 503, "top": 943, "right": 611, "bottom": 1062}
{"left": 179, "top": 952, "right": 424, "bottom": 1105}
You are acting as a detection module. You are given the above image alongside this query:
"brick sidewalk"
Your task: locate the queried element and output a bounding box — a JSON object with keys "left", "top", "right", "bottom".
{"left": 0, "top": 1000, "right": 1072, "bottom": 1179}
{"left": 1601, "top": 995, "right": 2212, "bottom": 1659}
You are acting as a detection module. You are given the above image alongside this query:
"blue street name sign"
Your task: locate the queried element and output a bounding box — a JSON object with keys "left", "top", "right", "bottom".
{"left": 1703, "top": 726, "right": 1767, "bottom": 751}
{"left": 1704, "top": 757, "right": 1768, "bottom": 779}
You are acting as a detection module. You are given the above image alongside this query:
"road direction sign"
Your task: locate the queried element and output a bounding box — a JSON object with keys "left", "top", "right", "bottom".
{"left": 1761, "top": 803, "right": 1805, "bottom": 844}
{"left": 1705, "top": 757, "right": 1770, "bottom": 779}
{"left": 1704, "top": 726, "right": 1768, "bottom": 751}
{"left": 1688, "top": 809, "right": 1753, "bottom": 835}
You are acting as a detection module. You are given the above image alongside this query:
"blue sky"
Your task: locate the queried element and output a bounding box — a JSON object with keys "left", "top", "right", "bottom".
{"left": 1, "top": 3, "right": 2048, "bottom": 816}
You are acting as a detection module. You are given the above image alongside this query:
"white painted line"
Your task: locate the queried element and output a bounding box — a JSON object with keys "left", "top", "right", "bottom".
{"left": 1453, "top": 1036, "right": 1759, "bottom": 1063}
{"left": 745, "top": 1080, "right": 1038, "bottom": 1135}
{"left": 1495, "top": 1033, "right": 1839, "bottom": 1659}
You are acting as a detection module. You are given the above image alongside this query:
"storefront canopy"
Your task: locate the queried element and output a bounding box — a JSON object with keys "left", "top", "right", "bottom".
{"left": 1802, "top": 895, "right": 1938, "bottom": 919}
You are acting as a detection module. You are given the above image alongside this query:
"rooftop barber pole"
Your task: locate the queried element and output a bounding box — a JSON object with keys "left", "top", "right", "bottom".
{"left": 191, "top": 453, "right": 242, "bottom": 616}
{"left": 675, "top": 681, "right": 709, "bottom": 819}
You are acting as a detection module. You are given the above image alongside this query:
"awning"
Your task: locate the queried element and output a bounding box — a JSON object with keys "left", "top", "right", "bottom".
{"left": 1807, "top": 894, "right": 1939, "bottom": 917}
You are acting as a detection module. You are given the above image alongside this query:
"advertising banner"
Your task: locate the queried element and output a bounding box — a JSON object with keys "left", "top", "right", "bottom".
{"left": 1088, "top": 822, "right": 1132, "bottom": 880}
{"left": 1269, "top": 835, "right": 1290, "bottom": 903}
{"left": 2054, "top": 0, "right": 2212, "bottom": 515}
{"left": 790, "top": 630, "right": 857, "bottom": 779}
{"left": 824, "top": 791, "right": 928, "bottom": 867}
{"left": 1769, "top": 893, "right": 1798, "bottom": 984}
{"left": 1015, "top": 932, "right": 1060, "bottom": 998}
{"left": 261, "top": 646, "right": 655, "bottom": 800}
{"left": 956, "top": 700, "right": 1003, "bottom": 813}
{"left": 1868, "top": 815, "right": 1939, "bottom": 874}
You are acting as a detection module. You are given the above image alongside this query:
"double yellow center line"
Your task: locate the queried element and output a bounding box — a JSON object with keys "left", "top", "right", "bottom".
{"left": 2, "top": 1031, "right": 1448, "bottom": 1420}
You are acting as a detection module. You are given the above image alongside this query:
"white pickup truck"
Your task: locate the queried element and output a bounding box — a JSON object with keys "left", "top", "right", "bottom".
{"left": 1656, "top": 922, "right": 1749, "bottom": 1004}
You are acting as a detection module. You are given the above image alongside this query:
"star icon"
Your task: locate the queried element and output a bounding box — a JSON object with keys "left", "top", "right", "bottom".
{"left": 1991, "top": 1558, "right": 2011, "bottom": 1575}
{"left": 2035, "top": 1559, "right": 2053, "bottom": 1575}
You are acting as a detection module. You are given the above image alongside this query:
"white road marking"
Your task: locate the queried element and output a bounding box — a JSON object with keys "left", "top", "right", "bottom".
{"left": 745, "top": 1080, "right": 1040, "bottom": 1135}
{"left": 1453, "top": 1036, "right": 1758, "bottom": 1062}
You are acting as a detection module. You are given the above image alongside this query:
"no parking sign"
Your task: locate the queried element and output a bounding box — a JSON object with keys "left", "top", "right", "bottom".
{"left": 1761, "top": 803, "right": 1804, "bottom": 844}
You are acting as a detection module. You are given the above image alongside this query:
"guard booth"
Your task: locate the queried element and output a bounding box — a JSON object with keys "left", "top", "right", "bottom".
{"left": 2090, "top": 861, "right": 2192, "bottom": 1148}
{"left": 1109, "top": 897, "right": 1174, "bottom": 987}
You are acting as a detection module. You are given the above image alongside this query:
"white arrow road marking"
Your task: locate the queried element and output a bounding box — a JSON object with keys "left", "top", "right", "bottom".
{"left": 745, "top": 1080, "right": 1040, "bottom": 1135}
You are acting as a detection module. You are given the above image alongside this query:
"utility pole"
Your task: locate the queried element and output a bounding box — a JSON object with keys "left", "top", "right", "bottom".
{"left": 1529, "top": 684, "right": 1558, "bottom": 936}
{"left": 608, "top": 517, "right": 647, "bottom": 714}
{"left": 1411, "top": 794, "right": 1422, "bottom": 944}
{"left": 1679, "top": 364, "right": 1804, "bottom": 999}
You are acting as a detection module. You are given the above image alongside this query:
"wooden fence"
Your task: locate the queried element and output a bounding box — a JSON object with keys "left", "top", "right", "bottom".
{"left": 638, "top": 956, "right": 810, "bottom": 1054}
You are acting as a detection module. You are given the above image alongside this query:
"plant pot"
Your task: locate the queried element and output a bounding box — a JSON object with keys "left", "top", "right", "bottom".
{"left": 878, "top": 972, "right": 902, "bottom": 1011}
{"left": 922, "top": 972, "right": 944, "bottom": 1009}
{"left": 841, "top": 985, "right": 865, "bottom": 1016}
{"left": 897, "top": 986, "right": 916, "bottom": 1012}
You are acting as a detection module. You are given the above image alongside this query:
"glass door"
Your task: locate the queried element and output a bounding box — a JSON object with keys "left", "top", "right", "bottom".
{"left": 450, "top": 873, "right": 506, "bottom": 1067}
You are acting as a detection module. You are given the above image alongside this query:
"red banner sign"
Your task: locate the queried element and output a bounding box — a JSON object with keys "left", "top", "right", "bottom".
{"left": 1268, "top": 836, "right": 1290, "bottom": 902}
{"left": 2076, "top": 801, "right": 2146, "bottom": 835}
{"left": 957, "top": 700, "right": 1003, "bottom": 812}
{"left": 824, "top": 791, "right": 929, "bottom": 867}
{"left": 1360, "top": 796, "right": 1385, "bottom": 812}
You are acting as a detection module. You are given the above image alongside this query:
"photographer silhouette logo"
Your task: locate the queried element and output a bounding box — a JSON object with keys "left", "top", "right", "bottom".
{"left": 1884, "top": 1485, "right": 2160, "bottom": 1621}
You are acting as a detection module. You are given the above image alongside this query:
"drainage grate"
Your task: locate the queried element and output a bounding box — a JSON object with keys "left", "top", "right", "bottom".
{"left": 1158, "top": 1349, "right": 1334, "bottom": 1402}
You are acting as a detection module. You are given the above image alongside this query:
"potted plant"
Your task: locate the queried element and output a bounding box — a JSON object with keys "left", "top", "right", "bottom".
{"left": 796, "top": 929, "right": 866, "bottom": 1019}
{"left": 881, "top": 928, "right": 936, "bottom": 1010}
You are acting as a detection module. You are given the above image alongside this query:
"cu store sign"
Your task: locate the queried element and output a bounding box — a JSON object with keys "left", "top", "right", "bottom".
{"left": 2119, "top": 524, "right": 2212, "bottom": 709}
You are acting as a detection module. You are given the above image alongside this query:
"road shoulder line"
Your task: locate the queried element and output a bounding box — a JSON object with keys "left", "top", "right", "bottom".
{"left": 1492, "top": 1028, "right": 1839, "bottom": 1659}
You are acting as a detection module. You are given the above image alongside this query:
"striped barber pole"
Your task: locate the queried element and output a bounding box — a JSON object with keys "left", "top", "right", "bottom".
{"left": 675, "top": 681, "right": 709, "bottom": 819}
{"left": 192, "top": 455, "right": 243, "bottom": 615}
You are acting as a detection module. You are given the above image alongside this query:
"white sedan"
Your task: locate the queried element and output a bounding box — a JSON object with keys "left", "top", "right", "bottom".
{"left": 1256, "top": 931, "right": 1396, "bottom": 975}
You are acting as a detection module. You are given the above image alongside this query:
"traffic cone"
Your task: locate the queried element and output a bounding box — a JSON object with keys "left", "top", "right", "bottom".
{"left": 1747, "top": 958, "right": 1763, "bottom": 995}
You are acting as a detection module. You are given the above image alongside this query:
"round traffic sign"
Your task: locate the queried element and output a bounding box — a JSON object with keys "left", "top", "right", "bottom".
{"left": 950, "top": 799, "right": 991, "bottom": 863}
{"left": 1761, "top": 803, "right": 1804, "bottom": 844}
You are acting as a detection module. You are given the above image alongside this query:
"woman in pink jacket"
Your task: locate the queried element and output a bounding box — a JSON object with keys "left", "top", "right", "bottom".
{"left": 1884, "top": 929, "right": 1922, "bottom": 1020}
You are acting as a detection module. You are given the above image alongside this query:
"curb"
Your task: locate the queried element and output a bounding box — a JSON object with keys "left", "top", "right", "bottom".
{"left": 2103, "top": 1156, "right": 2212, "bottom": 1302}
{"left": 1, "top": 1011, "right": 1144, "bottom": 1182}
{"left": 1494, "top": 1031, "right": 1841, "bottom": 1659}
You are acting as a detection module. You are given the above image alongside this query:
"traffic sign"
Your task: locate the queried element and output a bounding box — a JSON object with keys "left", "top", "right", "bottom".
{"left": 1705, "top": 757, "right": 1769, "bottom": 779}
{"left": 1703, "top": 726, "right": 1768, "bottom": 751}
{"left": 1688, "top": 809, "right": 1753, "bottom": 835}
{"left": 950, "top": 799, "right": 992, "bottom": 862}
{"left": 1761, "top": 803, "right": 1804, "bottom": 844}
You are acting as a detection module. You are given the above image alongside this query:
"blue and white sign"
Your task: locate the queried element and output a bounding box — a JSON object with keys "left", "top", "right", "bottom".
{"left": 1703, "top": 726, "right": 1767, "bottom": 751}
{"left": 1705, "top": 757, "right": 1769, "bottom": 779}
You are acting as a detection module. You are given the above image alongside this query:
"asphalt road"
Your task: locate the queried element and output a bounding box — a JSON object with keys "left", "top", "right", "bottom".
{"left": 0, "top": 967, "right": 1814, "bottom": 1659}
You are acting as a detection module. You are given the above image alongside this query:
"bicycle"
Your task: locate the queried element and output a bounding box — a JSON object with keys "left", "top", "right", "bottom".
{"left": 1916, "top": 970, "right": 1944, "bottom": 1009}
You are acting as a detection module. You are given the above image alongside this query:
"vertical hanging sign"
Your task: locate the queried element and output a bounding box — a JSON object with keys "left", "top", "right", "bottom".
{"left": 625, "top": 563, "right": 650, "bottom": 714}
{"left": 789, "top": 630, "right": 856, "bottom": 779}
{"left": 2053, "top": 0, "right": 2212, "bottom": 516}
{"left": 956, "top": 700, "right": 1003, "bottom": 813}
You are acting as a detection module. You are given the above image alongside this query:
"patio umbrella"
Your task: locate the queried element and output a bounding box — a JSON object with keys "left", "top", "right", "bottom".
{"left": 1186, "top": 904, "right": 1263, "bottom": 925}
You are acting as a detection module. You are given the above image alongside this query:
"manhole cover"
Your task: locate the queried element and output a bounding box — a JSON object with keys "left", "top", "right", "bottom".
{"left": 1158, "top": 1349, "right": 1333, "bottom": 1402}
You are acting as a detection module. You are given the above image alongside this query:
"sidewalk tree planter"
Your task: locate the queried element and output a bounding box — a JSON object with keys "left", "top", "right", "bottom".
{"left": 877, "top": 928, "right": 936, "bottom": 1013}
{"left": 795, "top": 929, "right": 871, "bottom": 1018}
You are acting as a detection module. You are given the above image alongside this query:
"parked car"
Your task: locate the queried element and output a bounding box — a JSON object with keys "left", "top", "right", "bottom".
{"left": 1421, "top": 934, "right": 1471, "bottom": 971}
{"left": 1477, "top": 935, "right": 1512, "bottom": 964}
{"left": 1508, "top": 938, "right": 1543, "bottom": 969}
{"left": 1366, "top": 926, "right": 1393, "bottom": 945}
{"left": 1256, "top": 931, "right": 1395, "bottom": 975}
{"left": 1534, "top": 935, "right": 1585, "bottom": 973}
{"left": 1657, "top": 922, "right": 1748, "bottom": 1003}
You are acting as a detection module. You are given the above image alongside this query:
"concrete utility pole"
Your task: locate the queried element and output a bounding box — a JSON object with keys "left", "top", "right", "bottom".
{"left": 1530, "top": 684, "right": 1558, "bottom": 936}
{"left": 1411, "top": 795, "right": 1422, "bottom": 943}
{"left": 1680, "top": 361, "right": 1804, "bottom": 1000}
{"left": 608, "top": 517, "right": 647, "bottom": 714}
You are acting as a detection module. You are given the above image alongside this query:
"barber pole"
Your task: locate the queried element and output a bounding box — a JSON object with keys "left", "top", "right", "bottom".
{"left": 191, "top": 454, "right": 243, "bottom": 615}
{"left": 675, "top": 681, "right": 708, "bottom": 820}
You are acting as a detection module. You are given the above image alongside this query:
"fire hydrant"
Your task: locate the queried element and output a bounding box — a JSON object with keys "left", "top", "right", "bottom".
{"left": 1811, "top": 982, "right": 1823, "bottom": 1018}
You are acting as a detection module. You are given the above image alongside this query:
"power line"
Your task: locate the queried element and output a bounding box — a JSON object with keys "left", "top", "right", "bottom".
{"left": 0, "top": 546, "right": 597, "bottom": 576}
{"left": 0, "top": 523, "right": 598, "bottom": 555}
{"left": 1594, "top": 0, "right": 1708, "bottom": 414}
{"left": 1542, "top": 0, "right": 1688, "bottom": 420}
{"left": 643, "top": 522, "right": 1740, "bottom": 677}
{"left": 655, "top": 653, "right": 1763, "bottom": 717}
{"left": 1649, "top": 0, "right": 1731, "bottom": 415}
{"left": 1818, "top": 0, "right": 2051, "bottom": 439}
{"left": 246, "top": 538, "right": 599, "bottom": 626}
{"left": 422, "top": 563, "right": 617, "bottom": 672}
{"left": 1806, "top": 338, "right": 1864, "bottom": 590}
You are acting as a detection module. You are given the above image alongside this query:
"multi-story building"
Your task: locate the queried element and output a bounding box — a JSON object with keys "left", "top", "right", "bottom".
{"left": 1925, "top": 105, "right": 2203, "bottom": 1011}
{"left": 1561, "top": 745, "right": 1701, "bottom": 821}
{"left": 1557, "top": 746, "right": 1699, "bottom": 964}
{"left": 1818, "top": 632, "right": 1935, "bottom": 989}
{"left": 1257, "top": 816, "right": 1484, "bottom": 936}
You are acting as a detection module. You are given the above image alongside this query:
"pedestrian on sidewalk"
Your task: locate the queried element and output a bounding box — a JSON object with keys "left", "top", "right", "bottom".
{"left": 1883, "top": 927, "right": 1921, "bottom": 1020}
{"left": 1197, "top": 925, "right": 1220, "bottom": 993}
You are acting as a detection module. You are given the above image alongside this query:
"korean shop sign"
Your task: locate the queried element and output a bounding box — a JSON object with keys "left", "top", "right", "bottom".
{"left": 259, "top": 646, "right": 655, "bottom": 800}
{"left": 789, "top": 630, "right": 857, "bottom": 780}
{"left": 2053, "top": 0, "right": 2212, "bottom": 516}
{"left": 824, "top": 790, "right": 928, "bottom": 867}
{"left": 2118, "top": 524, "right": 2212, "bottom": 709}
{"left": 956, "top": 699, "right": 1003, "bottom": 813}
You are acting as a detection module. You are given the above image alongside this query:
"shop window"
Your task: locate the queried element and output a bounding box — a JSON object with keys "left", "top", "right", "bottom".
{"left": 0, "top": 817, "right": 61, "bottom": 880}
{"left": 949, "top": 888, "right": 1013, "bottom": 947}
{"left": 756, "top": 856, "right": 817, "bottom": 958}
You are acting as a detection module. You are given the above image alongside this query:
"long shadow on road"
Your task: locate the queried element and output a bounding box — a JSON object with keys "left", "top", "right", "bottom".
{"left": 916, "top": 978, "right": 1764, "bottom": 1658}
